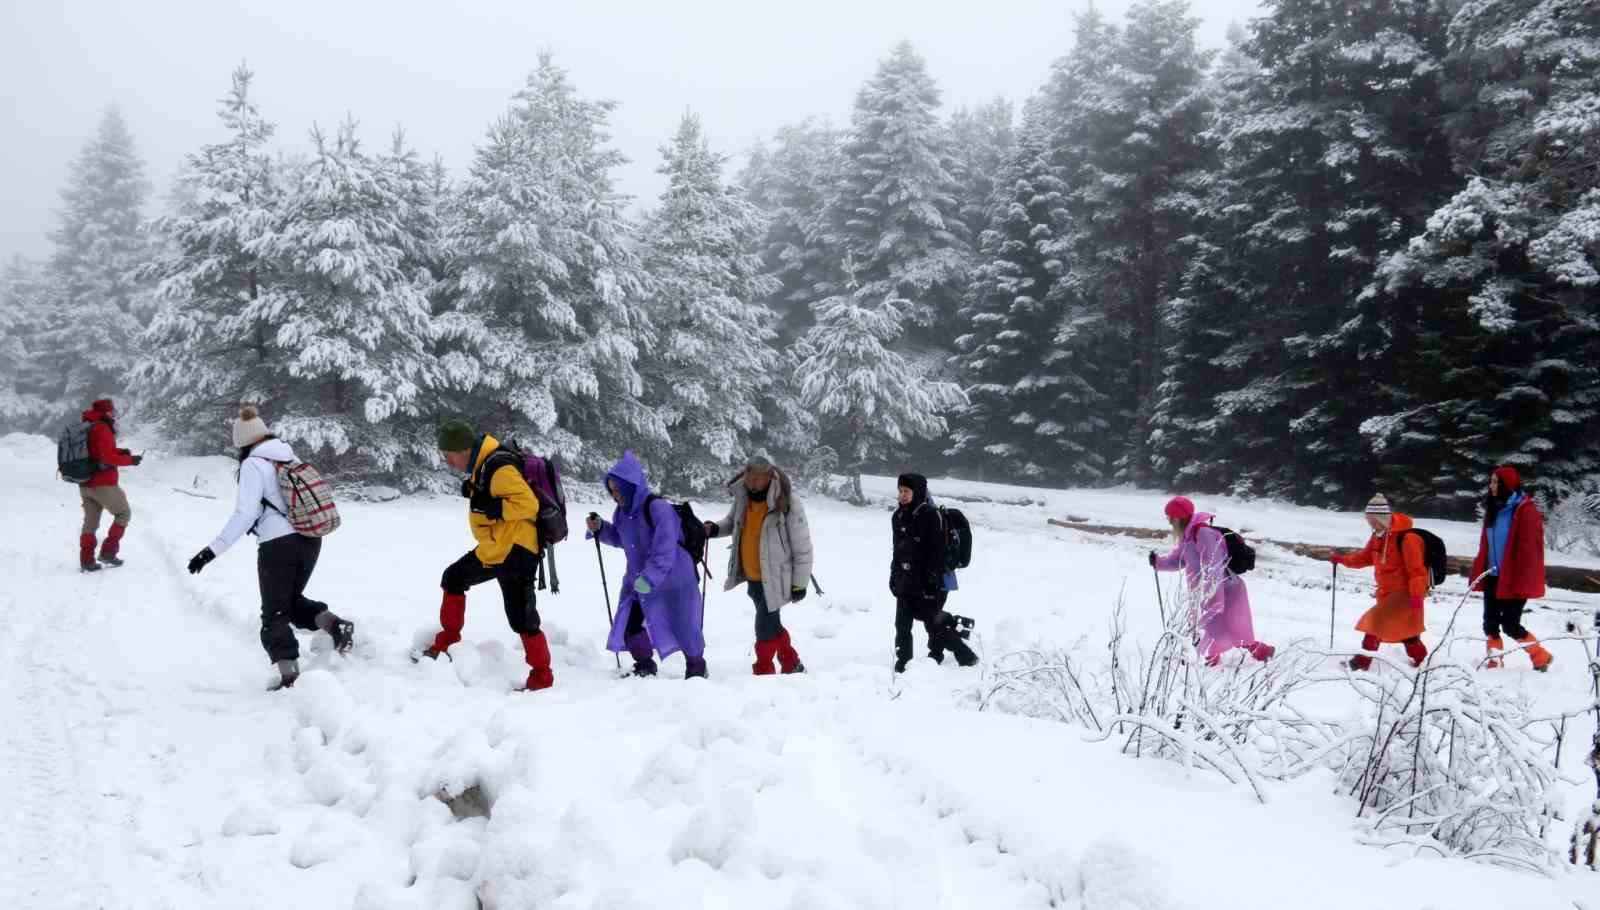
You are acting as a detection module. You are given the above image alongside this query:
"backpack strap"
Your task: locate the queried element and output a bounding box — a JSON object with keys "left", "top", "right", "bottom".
{"left": 474, "top": 450, "right": 520, "bottom": 493}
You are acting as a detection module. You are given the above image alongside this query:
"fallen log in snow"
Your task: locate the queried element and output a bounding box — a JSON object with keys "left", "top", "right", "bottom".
{"left": 1045, "top": 518, "right": 1600, "bottom": 595}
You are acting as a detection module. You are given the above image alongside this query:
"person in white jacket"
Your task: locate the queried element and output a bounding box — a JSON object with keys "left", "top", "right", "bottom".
{"left": 186, "top": 407, "right": 353, "bottom": 690}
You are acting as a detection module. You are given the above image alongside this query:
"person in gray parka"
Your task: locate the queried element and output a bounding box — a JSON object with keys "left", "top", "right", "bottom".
{"left": 703, "top": 456, "right": 813, "bottom": 674}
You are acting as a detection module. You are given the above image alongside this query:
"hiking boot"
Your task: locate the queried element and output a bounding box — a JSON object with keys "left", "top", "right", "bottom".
{"left": 893, "top": 656, "right": 909, "bottom": 674}
{"left": 97, "top": 554, "right": 124, "bottom": 568}
{"left": 1248, "top": 642, "right": 1275, "bottom": 662}
{"left": 1516, "top": 634, "right": 1554, "bottom": 672}
{"left": 684, "top": 656, "right": 708, "bottom": 679}
{"left": 80, "top": 562, "right": 102, "bottom": 574}
{"left": 632, "top": 659, "right": 658, "bottom": 677}
{"left": 775, "top": 630, "right": 804, "bottom": 675}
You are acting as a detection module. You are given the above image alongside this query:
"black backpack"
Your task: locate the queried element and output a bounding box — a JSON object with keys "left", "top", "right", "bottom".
{"left": 937, "top": 506, "right": 974, "bottom": 571}
{"left": 1395, "top": 528, "right": 1448, "bottom": 588}
{"left": 644, "top": 494, "right": 711, "bottom": 576}
{"left": 1209, "top": 525, "right": 1257, "bottom": 574}
{"left": 56, "top": 420, "right": 100, "bottom": 484}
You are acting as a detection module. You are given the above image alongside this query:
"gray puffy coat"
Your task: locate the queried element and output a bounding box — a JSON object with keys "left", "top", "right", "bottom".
{"left": 709, "top": 467, "right": 815, "bottom": 613}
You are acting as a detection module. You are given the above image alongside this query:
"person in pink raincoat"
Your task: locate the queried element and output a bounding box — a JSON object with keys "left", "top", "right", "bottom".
{"left": 1149, "top": 496, "right": 1274, "bottom": 665}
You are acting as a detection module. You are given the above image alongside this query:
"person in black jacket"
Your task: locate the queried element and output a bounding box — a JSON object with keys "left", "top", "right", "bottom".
{"left": 890, "top": 473, "right": 977, "bottom": 672}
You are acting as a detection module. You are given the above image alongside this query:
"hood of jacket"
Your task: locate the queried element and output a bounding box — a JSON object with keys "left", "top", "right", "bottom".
{"left": 897, "top": 472, "right": 929, "bottom": 510}
{"left": 604, "top": 450, "right": 652, "bottom": 516}
{"left": 730, "top": 464, "right": 792, "bottom": 513}
{"left": 247, "top": 437, "right": 296, "bottom": 463}
{"left": 1184, "top": 512, "right": 1218, "bottom": 541}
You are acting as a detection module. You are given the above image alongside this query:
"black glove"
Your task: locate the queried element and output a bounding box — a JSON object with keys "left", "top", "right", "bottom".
{"left": 187, "top": 547, "right": 215, "bottom": 575}
{"left": 1148, "top": 551, "right": 1157, "bottom": 567}
{"left": 790, "top": 586, "right": 807, "bottom": 603}
{"left": 460, "top": 478, "right": 473, "bottom": 498}
{"left": 130, "top": 454, "right": 143, "bottom": 466}
{"left": 470, "top": 491, "right": 503, "bottom": 521}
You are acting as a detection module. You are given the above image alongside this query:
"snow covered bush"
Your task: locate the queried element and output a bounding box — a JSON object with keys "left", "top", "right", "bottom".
{"left": 1544, "top": 491, "right": 1600, "bottom": 557}
{"left": 980, "top": 585, "right": 1590, "bottom": 872}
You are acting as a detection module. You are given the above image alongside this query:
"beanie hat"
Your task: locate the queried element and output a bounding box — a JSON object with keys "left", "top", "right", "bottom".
{"left": 1163, "top": 496, "right": 1196, "bottom": 523}
{"left": 233, "top": 405, "right": 269, "bottom": 448}
{"left": 1364, "top": 493, "right": 1392, "bottom": 516}
{"left": 1493, "top": 466, "right": 1522, "bottom": 491}
{"left": 91, "top": 397, "right": 115, "bottom": 413}
{"left": 437, "top": 419, "right": 476, "bottom": 452}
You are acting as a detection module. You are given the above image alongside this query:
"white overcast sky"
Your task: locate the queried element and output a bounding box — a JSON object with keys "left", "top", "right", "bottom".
{"left": 0, "top": 0, "right": 1262, "bottom": 261}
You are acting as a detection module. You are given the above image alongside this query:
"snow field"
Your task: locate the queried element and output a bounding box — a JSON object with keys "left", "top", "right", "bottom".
{"left": 1, "top": 431, "right": 1595, "bottom": 908}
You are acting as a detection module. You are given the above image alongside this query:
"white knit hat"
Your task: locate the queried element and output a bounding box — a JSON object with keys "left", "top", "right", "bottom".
{"left": 233, "top": 405, "right": 269, "bottom": 448}
{"left": 1364, "top": 493, "right": 1392, "bottom": 516}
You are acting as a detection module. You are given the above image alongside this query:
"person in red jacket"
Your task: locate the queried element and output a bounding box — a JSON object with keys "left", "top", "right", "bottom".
{"left": 1470, "top": 466, "right": 1552, "bottom": 671}
{"left": 78, "top": 398, "right": 141, "bottom": 572}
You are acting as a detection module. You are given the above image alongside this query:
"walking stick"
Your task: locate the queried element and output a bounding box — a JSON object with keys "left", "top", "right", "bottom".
{"left": 1329, "top": 562, "right": 1338, "bottom": 648}
{"left": 1152, "top": 565, "right": 1167, "bottom": 626}
{"left": 810, "top": 574, "right": 825, "bottom": 596}
{"left": 592, "top": 525, "right": 621, "bottom": 672}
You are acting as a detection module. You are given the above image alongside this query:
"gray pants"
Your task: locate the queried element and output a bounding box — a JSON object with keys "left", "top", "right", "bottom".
{"left": 80, "top": 484, "right": 132, "bottom": 535}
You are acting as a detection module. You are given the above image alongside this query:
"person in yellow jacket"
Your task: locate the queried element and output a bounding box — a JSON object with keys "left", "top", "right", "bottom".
{"left": 420, "top": 420, "right": 553, "bottom": 690}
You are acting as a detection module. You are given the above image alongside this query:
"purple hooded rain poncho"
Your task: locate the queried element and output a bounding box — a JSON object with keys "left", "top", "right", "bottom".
{"left": 589, "top": 451, "right": 705, "bottom": 661}
{"left": 1153, "top": 512, "right": 1261, "bottom": 660}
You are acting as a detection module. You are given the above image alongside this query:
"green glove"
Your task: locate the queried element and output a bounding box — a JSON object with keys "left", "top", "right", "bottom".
{"left": 633, "top": 576, "right": 653, "bottom": 594}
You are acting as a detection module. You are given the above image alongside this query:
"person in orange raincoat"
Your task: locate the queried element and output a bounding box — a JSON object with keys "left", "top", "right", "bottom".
{"left": 1328, "top": 493, "right": 1429, "bottom": 669}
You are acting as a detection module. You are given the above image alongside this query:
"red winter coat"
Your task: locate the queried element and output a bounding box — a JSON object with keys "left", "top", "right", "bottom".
{"left": 1470, "top": 496, "right": 1546, "bottom": 600}
{"left": 82, "top": 406, "right": 135, "bottom": 487}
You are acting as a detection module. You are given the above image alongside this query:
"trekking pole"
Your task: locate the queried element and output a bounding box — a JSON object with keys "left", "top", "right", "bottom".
{"left": 592, "top": 523, "right": 621, "bottom": 672}
{"left": 1152, "top": 566, "right": 1167, "bottom": 626}
{"left": 1329, "top": 563, "right": 1338, "bottom": 648}
{"left": 810, "top": 574, "right": 825, "bottom": 596}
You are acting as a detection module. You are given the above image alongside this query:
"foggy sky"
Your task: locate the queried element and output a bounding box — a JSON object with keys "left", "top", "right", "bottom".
{"left": 1, "top": 0, "right": 1262, "bottom": 262}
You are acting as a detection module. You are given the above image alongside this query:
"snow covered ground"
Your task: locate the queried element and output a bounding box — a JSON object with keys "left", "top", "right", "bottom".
{"left": 1, "top": 432, "right": 1595, "bottom": 909}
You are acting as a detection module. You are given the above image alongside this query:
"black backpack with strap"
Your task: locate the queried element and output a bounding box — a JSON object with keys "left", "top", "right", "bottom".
{"left": 643, "top": 494, "right": 711, "bottom": 577}
{"left": 936, "top": 505, "right": 974, "bottom": 571}
{"left": 1209, "top": 525, "right": 1257, "bottom": 574}
{"left": 1395, "top": 528, "right": 1449, "bottom": 588}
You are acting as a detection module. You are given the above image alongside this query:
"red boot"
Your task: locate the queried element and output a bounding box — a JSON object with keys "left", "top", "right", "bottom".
{"left": 1516, "top": 633, "right": 1553, "bottom": 672}
{"left": 752, "top": 638, "right": 778, "bottom": 676}
{"left": 426, "top": 592, "right": 466, "bottom": 657}
{"left": 522, "top": 632, "right": 554, "bottom": 690}
{"left": 776, "top": 629, "right": 805, "bottom": 674}
{"left": 79, "top": 534, "right": 100, "bottom": 572}
{"left": 1484, "top": 635, "right": 1505, "bottom": 670}
{"left": 99, "top": 523, "right": 126, "bottom": 566}
{"left": 1403, "top": 637, "right": 1428, "bottom": 668}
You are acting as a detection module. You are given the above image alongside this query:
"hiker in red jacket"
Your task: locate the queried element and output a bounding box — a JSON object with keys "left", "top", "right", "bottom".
{"left": 77, "top": 398, "right": 141, "bottom": 572}
{"left": 1470, "top": 466, "right": 1552, "bottom": 671}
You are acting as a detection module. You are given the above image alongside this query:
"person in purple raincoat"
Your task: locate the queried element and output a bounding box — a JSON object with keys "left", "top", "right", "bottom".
{"left": 1148, "top": 496, "right": 1275, "bottom": 666}
{"left": 585, "top": 451, "right": 708, "bottom": 678}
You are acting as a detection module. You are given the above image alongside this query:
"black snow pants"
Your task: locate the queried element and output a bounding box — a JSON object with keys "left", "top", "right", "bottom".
{"left": 258, "top": 534, "right": 328, "bottom": 662}
{"left": 894, "top": 591, "right": 974, "bottom": 665}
